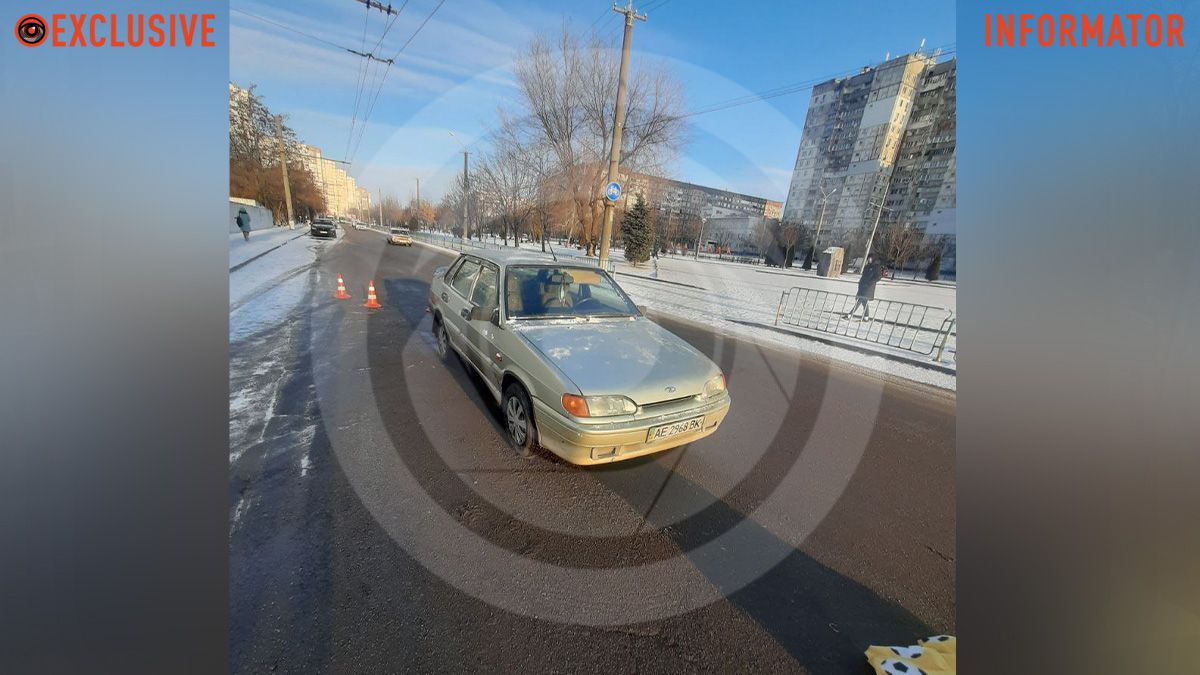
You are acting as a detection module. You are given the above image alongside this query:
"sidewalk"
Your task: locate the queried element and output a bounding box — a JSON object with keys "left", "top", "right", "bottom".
{"left": 229, "top": 227, "right": 310, "bottom": 271}
{"left": 229, "top": 226, "right": 337, "bottom": 343}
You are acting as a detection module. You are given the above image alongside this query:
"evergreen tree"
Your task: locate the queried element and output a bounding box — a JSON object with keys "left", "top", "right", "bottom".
{"left": 925, "top": 252, "right": 942, "bottom": 281}
{"left": 621, "top": 195, "right": 654, "bottom": 265}
{"left": 802, "top": 245, "right": 815, "bottom": 270}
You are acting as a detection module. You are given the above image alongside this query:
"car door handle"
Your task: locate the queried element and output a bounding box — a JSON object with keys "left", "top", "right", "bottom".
{"left": 460, "top": 308, "right": 471, "bottom": 319}
{"left": 441, "top": 292, "right": 448, "bottom": 302}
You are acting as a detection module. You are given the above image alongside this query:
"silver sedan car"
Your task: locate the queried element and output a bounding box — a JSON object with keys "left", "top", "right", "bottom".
{"left": 428, "top": 250, "right": 731, "bottom": 465}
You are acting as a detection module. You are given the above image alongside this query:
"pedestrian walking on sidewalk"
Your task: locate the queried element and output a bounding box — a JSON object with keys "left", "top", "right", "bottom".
{"left": 845, "top": 255, "right": 884, "bottom": 320}
{"left": 236, "top": 207, "right": 251, "bottom": 241}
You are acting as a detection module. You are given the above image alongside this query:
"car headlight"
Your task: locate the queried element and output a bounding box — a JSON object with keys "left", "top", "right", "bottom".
{"left": 561, "top": 393, "right": 638, "bottom": 418}
{"left": 701, "top": 373, "right": 726, "bottom": 400}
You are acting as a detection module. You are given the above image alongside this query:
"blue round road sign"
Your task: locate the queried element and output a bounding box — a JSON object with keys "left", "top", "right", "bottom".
{"left": 605, "top": 181, "right": 622, "bottom": 202}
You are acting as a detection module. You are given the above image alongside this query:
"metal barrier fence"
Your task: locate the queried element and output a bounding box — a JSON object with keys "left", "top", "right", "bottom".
{"left": 774, "top": 286, "right": 956, "bottom": 361}
{"left": 411, "top": 231, "right": 616, "bottom": 273}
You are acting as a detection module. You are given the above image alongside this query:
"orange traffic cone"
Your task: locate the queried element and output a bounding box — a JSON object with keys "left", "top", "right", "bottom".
{"left": 335, "top": 274, "right": 351, "bottom": 300}
{"left": 364, "top": 280, "right": 382, "bottom": 309}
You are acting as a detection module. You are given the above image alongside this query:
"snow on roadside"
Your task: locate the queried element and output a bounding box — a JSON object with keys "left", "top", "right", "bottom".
{"left": 230, "top": 229, "right": 340, "bottom": 343}
{"left": 229, "top": 226, "right": 308, "bottom": 269}
{"left": 229, "top": 226, "right": 336, "bottom": 466}
{"left": 616, "top": 274, "right": 956, "bottom": 391}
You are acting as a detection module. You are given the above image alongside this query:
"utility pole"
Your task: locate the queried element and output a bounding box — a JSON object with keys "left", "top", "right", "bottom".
{"left": 448, "top": 131, "right": 471, "bottom": 243}
{"left": 378, "top": 188, "right": 384, "bottom": 229}
{"left": 862, "top": 172, "right": 894, "bottom": 268}
{"left": 415, "top": 177, "right": 420, "bottom": 230}
{"left": 694, "top": 216, "right": 708, "bottom": 259}
{"left": 597, "top": 0, "right": 647, "bottom": 270}
{"left": 276, "top": 115, "right": 295, "bottom": 229}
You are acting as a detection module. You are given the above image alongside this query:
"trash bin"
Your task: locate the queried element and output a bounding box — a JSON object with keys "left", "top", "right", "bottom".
{"left": 818, "top": 247, "right": 844, "bottom": 278}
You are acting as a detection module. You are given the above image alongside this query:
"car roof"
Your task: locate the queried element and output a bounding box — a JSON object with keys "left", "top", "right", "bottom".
{"left": 460, "top": 248, "right": 599, "bottom": 270}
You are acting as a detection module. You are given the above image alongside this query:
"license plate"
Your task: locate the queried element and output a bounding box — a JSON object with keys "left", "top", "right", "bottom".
{"left": 646, "top": 415, "right": 704, "bottom": 443}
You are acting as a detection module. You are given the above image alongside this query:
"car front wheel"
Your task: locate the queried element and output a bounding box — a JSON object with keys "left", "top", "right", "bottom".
{"left": 502, "top": 383, "right": 535, "bottom": 457}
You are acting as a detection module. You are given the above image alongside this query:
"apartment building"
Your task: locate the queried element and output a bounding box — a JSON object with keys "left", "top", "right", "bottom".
{"left": 781, "top": 51, "right": 956, "bottom": 258}
{"left": 618, "top": 171, "right": 780, "bottom": 222}
{"left": 297, "top": 143, "right": 371, "bottom": 218}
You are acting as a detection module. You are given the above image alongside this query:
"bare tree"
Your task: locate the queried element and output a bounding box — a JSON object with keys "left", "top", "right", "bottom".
{"left": 229, "top": 84, "right": 325, "bottom": 222}
{"left": 880, "top": 223, "right": 923, "bottom": 275}
{"left": 475, "top": 115, "right": 543, "bottom": 246}
{"left": 509, "top": 28, "right": 686, "bottom": 256}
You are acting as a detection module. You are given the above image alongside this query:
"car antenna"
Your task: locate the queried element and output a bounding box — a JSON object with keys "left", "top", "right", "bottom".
{"left": 546, "top": 239, "right": 559, "bottom": 262}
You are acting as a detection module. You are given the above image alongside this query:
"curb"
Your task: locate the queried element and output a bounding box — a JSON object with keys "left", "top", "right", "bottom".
{"left": 230, "top": 229, "right": 312, "bottom": 272}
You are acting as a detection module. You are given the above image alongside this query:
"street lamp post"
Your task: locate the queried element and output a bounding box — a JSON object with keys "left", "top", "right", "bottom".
{"left": 862, "top": 173, "right": 894, "bottom": 267}
{"left": 813, "top": 186, "right": 837, "bottom": 255}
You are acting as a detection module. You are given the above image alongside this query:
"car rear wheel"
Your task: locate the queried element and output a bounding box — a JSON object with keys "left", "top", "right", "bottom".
{"left": 434, "top": 320, "right": 451, "bottom": 361}
{"left": 502, "top": 383, "right": 536, "bottom": 457}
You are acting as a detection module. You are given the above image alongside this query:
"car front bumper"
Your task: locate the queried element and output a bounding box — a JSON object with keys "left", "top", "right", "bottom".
{"left": 531, "top": 394, "right": 731, "bottom": 465}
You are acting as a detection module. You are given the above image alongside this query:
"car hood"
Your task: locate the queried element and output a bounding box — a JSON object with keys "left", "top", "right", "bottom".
{"left": 514, "top": 318, "right": 719, "bottom": 405}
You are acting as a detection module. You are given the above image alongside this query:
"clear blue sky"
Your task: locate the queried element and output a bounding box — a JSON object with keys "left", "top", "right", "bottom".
{"left": 231, "top": 0, "right": 954, "bottom": 204}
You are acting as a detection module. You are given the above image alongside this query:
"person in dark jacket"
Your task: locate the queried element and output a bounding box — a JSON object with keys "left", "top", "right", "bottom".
{"left": 845, "top": 255, "right": 883, "bottom": 319}
{"left": 236, "top": 207, "right": 251, "bottom": 241}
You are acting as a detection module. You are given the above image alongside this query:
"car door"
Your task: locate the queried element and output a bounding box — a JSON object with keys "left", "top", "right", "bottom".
{"left": 465, "top": 261, "right": 502, "bottom": 389}
{"left": 442, "top": 256, "right": 480, "bottom": 353}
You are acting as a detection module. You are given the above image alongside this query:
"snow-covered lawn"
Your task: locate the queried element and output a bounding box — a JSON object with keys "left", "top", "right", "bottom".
{"left": 416, "top": 231, "right": 956, "bottom": 391}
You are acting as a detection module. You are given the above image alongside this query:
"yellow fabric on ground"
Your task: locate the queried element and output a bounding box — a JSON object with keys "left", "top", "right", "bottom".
{"left": 866, "top": 635, "right": 956, "bottom": 674}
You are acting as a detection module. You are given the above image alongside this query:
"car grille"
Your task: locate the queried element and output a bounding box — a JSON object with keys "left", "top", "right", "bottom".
{"left": 639, "top": 394, "right": 696, "bottom": 411}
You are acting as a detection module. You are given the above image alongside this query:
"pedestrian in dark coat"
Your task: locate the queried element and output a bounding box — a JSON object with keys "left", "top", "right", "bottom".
{"left": 236, "top": 207, "right": 251, "bottom": 241}
{"left": 846, "top": 256, "right": 883, "bottom": 319}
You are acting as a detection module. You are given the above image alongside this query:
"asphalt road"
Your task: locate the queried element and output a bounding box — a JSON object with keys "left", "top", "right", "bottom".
{"left": 229, "top": 227, "right": 955, "bottom": 673}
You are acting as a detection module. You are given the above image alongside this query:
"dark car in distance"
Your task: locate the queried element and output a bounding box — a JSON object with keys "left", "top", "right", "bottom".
{"left": 310, "top": 218, "right": 337, "bottom": 239}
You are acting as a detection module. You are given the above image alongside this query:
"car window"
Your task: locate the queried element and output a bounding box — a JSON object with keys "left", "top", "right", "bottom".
{"left": 470, "top": 263, "right": 499, "bottom": 308}
{"left": 505, "top": 266, "right": 639, "bottom": 319}
{"left": 450, "top": 258, "right": 481, "bottom": 298}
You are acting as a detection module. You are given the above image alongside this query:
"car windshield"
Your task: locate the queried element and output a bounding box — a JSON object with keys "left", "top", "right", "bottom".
{"left": 390, "top": 229, "right": 401, "bottom": 234}
{"left": 505, "top": 266, "right": 639, "bottom": 319}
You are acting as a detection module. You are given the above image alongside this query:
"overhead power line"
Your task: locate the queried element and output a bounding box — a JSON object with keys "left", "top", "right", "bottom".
{"left": 346, "top": 0, "right": 408, "bottom": 160}
{"left": 347, "top": 0, "right": 448, "bottom": 165}
{"left": 386, "top": 0, "right": 446, "bottom": 61}
{"left": 231, "top": 8, "right": 396, "bottom": 66}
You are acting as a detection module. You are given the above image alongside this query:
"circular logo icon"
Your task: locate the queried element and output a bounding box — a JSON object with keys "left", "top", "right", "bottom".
{"left": 15, "top": 14, "right": 47, "bottom": 47}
